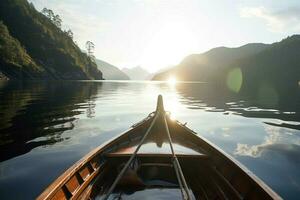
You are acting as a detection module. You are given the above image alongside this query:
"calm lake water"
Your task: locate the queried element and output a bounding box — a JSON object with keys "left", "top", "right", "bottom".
{"left": 0, "top": 81, "right": 299, "bottom": 199}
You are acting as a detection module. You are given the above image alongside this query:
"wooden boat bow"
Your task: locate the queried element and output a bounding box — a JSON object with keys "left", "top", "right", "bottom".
{"left": 37, "top": 95, "right": 282, "bottom": 200}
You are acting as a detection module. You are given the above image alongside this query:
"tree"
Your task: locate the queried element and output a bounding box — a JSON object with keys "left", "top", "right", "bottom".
{"left": 41, "top": 8, "right": 62, "bottom": 29}
{"left": 66, "top": 29, "right": 73, "bottom": 39}
{"left": 48, "top": 10, "right": 54, "bottom": 20}
{"left": 41, "top": 8, "right": 48, "bottom": 16}
{"left": 85, "top": 41, "right": 95, "bottom": 61}
{"left": 53, "top": 14, "right": 62, "bottom": 29}
{"left": 41, "top": 8, "right": 54, "bottom": 20}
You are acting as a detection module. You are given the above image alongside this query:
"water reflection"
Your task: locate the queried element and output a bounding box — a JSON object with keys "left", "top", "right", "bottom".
{"left": 0, "top": 81, "right": 99, "bottom": 161}
{"left": 175, "top": 83, "right": 300, "bottom": 129}
{"left": 172, "top": 82, "right": 300, "bottom": 199}
{"left": 235, "top": 125, "right": 300, "bottom": 161}
{"left": 0, "top": 81, "right": 299, "bottom": 199}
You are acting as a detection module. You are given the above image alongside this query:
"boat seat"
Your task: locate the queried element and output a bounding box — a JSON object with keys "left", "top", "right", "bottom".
{"left": 105, "top": 145, "right": 207, "bottom": 158}
{"left": 105, "top": 152, "right": 208, "bottom": 159}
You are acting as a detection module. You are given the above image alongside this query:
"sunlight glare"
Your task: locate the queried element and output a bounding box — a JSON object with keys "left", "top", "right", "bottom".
{"left": 140, "top": 20, "right": 198, "bottom": 71}
{"left": 170, "top": 113, "right": 176, "bottom": 121}
{"left": 167, "top": 76, "right": 177, "bottom": 85}
{"left": 164, "top": 96, "right": 181, "bottom": 122}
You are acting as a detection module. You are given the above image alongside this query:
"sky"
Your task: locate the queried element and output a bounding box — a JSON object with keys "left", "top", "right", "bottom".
{"left": 29, "top": 0, "right": 300, "bottom": 73}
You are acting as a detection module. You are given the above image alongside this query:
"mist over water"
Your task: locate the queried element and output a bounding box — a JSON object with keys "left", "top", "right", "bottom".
{"left": 0, "top": 81, "right": 299, "bottom": 199}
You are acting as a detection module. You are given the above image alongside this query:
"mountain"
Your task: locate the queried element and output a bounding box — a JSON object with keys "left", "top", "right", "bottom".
{"left": 0, "top": 21, "right": 43, "bottom": 79}
{"left": 95, "top": 59, "right": 129, "bottom": 80}
{"left": 229, "top": 35, "right": 300, "bottom": 96}
{"left": 152, "top": 43, "right": 269, "bottom": 81}
{"left": 0, "top": 0, "right": 103, "bottom": 80}
{"left": 122, "top": 66, "right": 151, "bottom": 80}
{"left": 153, "top": 35, "right": 300, "bottom": 102}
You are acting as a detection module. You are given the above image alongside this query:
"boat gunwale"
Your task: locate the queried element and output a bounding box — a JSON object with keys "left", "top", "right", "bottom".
{"left": 174, "top": 119, "right": 282, "bottom": 200}
{"left": 36, "top": 114, "right": 155, "bottom": 200}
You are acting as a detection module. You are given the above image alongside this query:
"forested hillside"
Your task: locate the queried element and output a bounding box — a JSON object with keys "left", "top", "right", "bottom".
{"left": 153, "top": 36, "right": 300, "bottom": 98}
{"left": 0, "top": 0, "right": 103, "bottom": 80}
{"left": 152, "top": 43, "right": 269, "bottom": 81}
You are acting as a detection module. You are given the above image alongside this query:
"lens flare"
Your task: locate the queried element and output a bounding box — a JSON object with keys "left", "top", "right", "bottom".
{"left": 226, "top": 68, "right": 243, "bottom": 93}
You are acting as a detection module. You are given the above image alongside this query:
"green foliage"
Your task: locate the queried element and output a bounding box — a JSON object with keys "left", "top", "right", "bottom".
{"left": 0, "top": 21, "right": 44, "bottom": 79}
{"left": 65, "top": 29, "right": 73, "bottom": 40}
{"left": 41, "top": 8, "right": 62, "bottom": 29}
{"left": 0, "top": 0, "right": 103, "bottom": 80}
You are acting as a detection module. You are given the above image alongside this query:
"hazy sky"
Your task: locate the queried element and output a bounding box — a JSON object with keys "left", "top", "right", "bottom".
{"left": 30, "top": 0, "right": 300, "bottom": 72}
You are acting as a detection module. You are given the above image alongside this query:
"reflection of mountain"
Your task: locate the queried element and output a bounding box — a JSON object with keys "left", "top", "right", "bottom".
{"left": 95, "top": 59, "right": 130, "bottom": 80}
{"left": 174, "top": 83, "right": 300, "bottom": 129}
{"left": 122, "top": 66, "right": 151, "bottom": 80}
{"left": 0, "top": 82, "right": 100, "bottom": 161}
{"left": 264, "top": 122, "right": 300, "bottom": 130}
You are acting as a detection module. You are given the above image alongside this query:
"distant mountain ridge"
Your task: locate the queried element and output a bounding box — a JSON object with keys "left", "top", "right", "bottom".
{"left": 153, "top": 43, "right": 269, "bottom": 81}
{"left": 153, "top": 35, "right": 300, "bottom": 103}
{"left": 122, "top": 66, "right": 151, "bottom": 80}
{"left": 229, "top": 35, "right": 300, "bottom": 94}
{"left": 0, "top": 0, "right": 103, "bottom": 80}
{"left": 95, "top": 59, "right": 129, "bottom": 80}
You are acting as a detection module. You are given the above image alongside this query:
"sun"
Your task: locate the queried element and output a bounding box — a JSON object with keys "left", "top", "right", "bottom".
{"left": 167, "top": 76, "right": 177, "bottom": 85}
{"left": 140, "top": 20, "right": 197, "bottom": 72}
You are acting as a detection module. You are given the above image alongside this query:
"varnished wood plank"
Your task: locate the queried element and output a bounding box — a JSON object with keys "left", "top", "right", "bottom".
{"left": 79, "top": 167, "right": 90, "bottom": 181}
{"left": 65, "top": 175, "right": 80, "bottom": 194}
{"left": 70, "top": 164, "right": 104, "bottom": 200}
{"left": 51, "top": 189, "right": 67, "bottom": 200}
